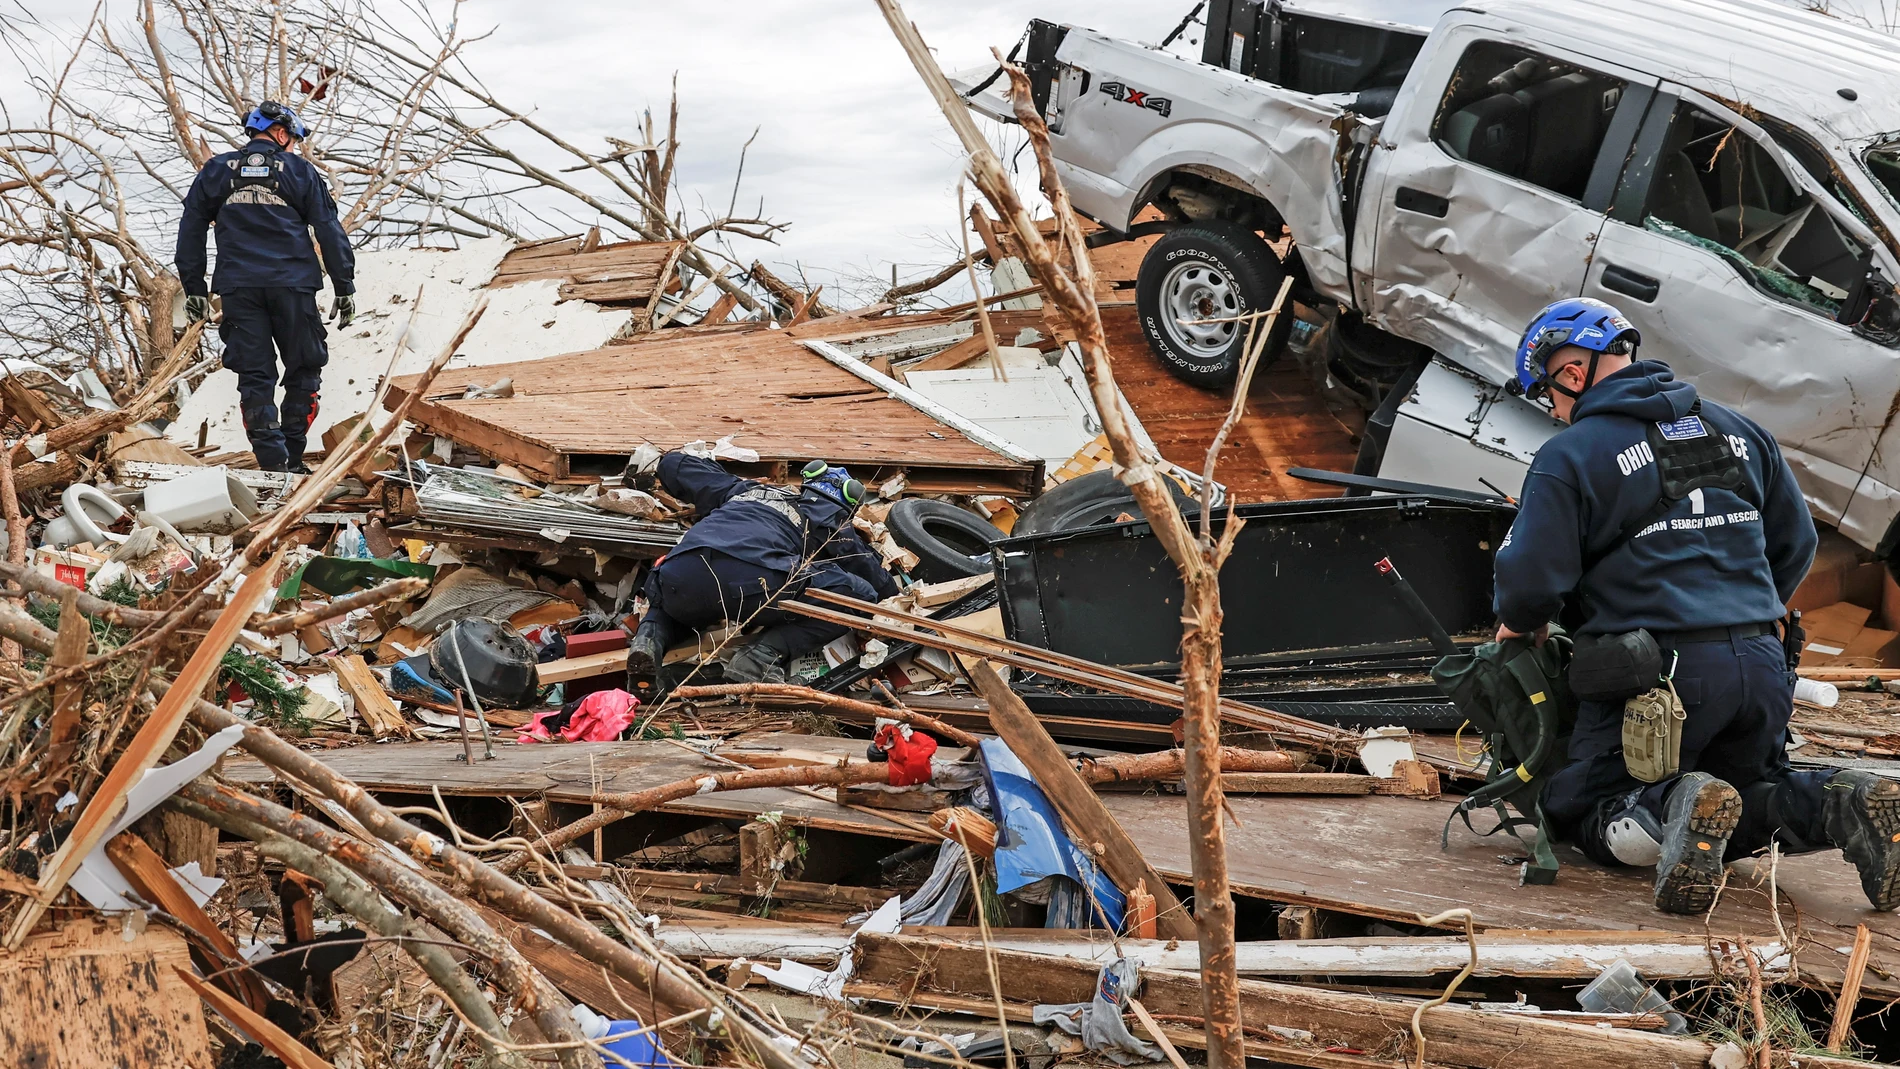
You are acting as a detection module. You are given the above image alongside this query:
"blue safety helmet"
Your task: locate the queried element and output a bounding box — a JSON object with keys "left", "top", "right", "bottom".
{"left": 244, "top": 100, "right": 309, "bottom": 140}
{"left": 1511, "top": 297, "right": 1640, "bottom": 404}
{"left": 800, "top": 459, "right": 864, "bottom": 510}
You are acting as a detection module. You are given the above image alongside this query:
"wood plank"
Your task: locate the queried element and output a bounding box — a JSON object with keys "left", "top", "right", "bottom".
{"left": 967, "top": 659, "right": 1196, "bottom": 941}
{"left": 6, "top": 551, "right": 285, "bottom": 949}
{"left": 175, "top": 966, "right": 335, "bottom": 1069}
{"left": 854, "top": 932, "right": 1748, "bottom": 1069}
{"left": 901, "top": 333, "right": 990, "bottom": 377}
{"left": 107, "top": 832, "right": 271, "bottom": 1010}
{"left": 0, "top": 919, "right": 212, "bottom": 1069}
{"left": 331, "top": 654, "right": 407, "bottom": 739}
{"left": 535, "top": 648, "right": 629, "bottom": 685}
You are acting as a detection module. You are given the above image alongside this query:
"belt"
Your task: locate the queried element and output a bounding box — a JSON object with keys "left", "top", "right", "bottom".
{"left": 1653, "top": 621, "right": 1775, "bottom": 644}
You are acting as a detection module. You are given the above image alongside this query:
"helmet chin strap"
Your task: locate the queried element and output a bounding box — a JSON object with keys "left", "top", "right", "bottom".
{"left": 1546, "top": 349, "right": 1606, "bottom": 401}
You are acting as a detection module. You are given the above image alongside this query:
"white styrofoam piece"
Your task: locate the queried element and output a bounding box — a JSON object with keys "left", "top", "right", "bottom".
{"left": 169, "top": 861, "right": 225, "bottom": 909}
{"left": 68, "top": 724, "right": 248, "bottom": 911}
{"left": 753, "top": 894, "right": 902, "bottom": 1001}
{"left": 168, "top": 238, "right": 635, "bottom": 453}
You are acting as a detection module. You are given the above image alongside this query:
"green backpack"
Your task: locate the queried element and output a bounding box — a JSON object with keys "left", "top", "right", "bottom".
{"left": 1430, "top": 631, "right": 1576, "bottom": 885}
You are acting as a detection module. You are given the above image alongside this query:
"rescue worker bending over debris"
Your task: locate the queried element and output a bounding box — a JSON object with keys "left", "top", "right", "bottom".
{"left": 623, "top": 447, "right": 899, "bottom": 696}
{"left": 1493, "top": 297, "right": 1900, "bottom": 914}
{"left": 175, "top": 101, "right": 355, "bottom": 473}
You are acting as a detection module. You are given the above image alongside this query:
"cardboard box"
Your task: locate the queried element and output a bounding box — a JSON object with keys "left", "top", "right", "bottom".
{"left": 1800, "top": 601, "right": 1872, "bottom": 666}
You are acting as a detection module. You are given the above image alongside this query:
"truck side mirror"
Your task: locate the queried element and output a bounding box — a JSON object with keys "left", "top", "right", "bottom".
{"left": 1846, "top": 261, "right": 1900, "bottom": 346}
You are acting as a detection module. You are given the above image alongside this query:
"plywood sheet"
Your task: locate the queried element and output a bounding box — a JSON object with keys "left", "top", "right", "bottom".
{"left": 490, "top": 236, "right": 685, "bottom": 306}
{"left": 1101, "top": 790, "right": 1900, "bottom": 998}
{"left": 0, "top": 918, "right": 212, "bottom": 1068}
{"left": 386, "top": 316, "right": 1043, "bottom": 492}
{"left": 1102, "top": 304, "right": 1360, "bottom": 502}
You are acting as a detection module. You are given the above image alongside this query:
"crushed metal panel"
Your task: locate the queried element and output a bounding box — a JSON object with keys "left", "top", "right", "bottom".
{"left": 1047, "top": 28, "right": 1355, "bottom": 301}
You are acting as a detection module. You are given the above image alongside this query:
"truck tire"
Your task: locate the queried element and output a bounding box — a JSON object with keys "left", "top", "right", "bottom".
{"left": 1136, "top": 220, "right": 1291, "bottom": 390}
{"left": 1013, "top": 469, "right": 1199, "bottom": 537}
{"left": 886, "top": 499, "right": 1001, "bottom": 581}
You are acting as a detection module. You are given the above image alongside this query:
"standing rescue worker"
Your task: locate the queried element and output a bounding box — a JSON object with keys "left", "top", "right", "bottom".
{"left": 623, "top": 447, "right": 899, "bottom": 698}
{"left": 1493, "top": 297, "right": 1900, "bottom": 914}
{"left": 175, "top": 101, "right": 355, "bottom": 473}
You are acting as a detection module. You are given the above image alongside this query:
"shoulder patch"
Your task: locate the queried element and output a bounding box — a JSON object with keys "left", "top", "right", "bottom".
{"left": 1655, "top": 415, "right": 1708, "bottom": 442}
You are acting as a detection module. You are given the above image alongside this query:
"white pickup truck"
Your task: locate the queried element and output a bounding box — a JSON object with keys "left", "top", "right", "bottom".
{"left": 960, "top": 0, "right": 1900, "bottom": 558}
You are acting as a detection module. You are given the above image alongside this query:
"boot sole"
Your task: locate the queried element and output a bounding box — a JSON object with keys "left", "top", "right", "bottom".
{"left": 1851, "top": 779, "right": 1900, "bottom": 911}
{"left": 1655, "top": 780, "right": 1741, "bottom": 915}
{"left": 625, "top": 648, "right": 661, "bottom": 697}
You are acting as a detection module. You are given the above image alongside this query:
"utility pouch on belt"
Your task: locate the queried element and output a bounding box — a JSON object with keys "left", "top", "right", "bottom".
{"left": 1569, "top": 629, "right": 1662, "bottom": 703}
{"left": 1622, "top": 670, "right": 1685, "bottom": 783}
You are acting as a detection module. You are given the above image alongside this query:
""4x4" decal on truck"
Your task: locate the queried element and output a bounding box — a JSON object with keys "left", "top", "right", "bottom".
{"left": 1099, "top": 81, "right": 1172, "bottom": 118}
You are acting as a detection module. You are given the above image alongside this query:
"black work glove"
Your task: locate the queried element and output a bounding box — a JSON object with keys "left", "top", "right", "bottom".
{"left": 185, "top": 295, "right": 210, "bottom": 324}
{"left": 330, "top": 293, "right": 356, "bottom": 329}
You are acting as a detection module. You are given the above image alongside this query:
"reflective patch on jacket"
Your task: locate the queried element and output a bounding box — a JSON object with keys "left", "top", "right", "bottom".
{"left": 223, "top": 186, "right": 290, "bottom": 208}
{"left": 731, "top": 485, "right": 804, "bottom": 530}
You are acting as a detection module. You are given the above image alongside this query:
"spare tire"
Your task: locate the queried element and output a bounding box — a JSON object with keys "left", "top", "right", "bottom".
{"left": 1013, "top": 469, "right": 1199, "bottom": 538}
{"left": 885, "top": 499, "right": 1002, "bottom": 582}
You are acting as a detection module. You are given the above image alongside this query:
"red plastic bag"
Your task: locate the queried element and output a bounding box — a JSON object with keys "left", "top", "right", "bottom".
{"left": 873, "top": 723, "right": 938, "bottom": 786}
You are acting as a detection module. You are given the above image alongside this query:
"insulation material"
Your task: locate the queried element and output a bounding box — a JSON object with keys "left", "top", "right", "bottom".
{"left": 169, "top": 237, "right": 636, "bottom": 454}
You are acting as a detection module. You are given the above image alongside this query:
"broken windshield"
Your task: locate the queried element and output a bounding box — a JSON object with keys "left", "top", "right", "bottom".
{"left": 1865, "top": 137, "right": 1900, "bottom": 210}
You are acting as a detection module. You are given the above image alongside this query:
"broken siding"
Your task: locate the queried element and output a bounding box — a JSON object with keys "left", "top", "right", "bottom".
{"left": 489, "top": 235, "right": 687, "bottom": 305}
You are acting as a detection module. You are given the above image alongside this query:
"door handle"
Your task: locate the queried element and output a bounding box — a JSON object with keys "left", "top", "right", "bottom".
{"left": 1600, "top": 262, "right": 1660, "bottom": 302}
{"left": 1394, "top": 186, "right": 1449, "bottom": 217}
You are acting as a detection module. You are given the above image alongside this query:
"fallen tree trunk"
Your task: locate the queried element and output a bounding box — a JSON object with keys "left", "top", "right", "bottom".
{"left": 852, "top": 932, "right": 1848, "bottom": 1069}
{"left": 167, "top": 683, "right": 818, "bottom": 1069}
{"left": 169, "top": 793, "right": 528, "bottom": 1069}
{"left": 1080, "top": 747, "right": 1295, "bottom": 783}
{"left": 497, "top": 760, "right": 898, "bottom": 873}
{"left": 672, "top": 682, "right": 985, "bottom": 748}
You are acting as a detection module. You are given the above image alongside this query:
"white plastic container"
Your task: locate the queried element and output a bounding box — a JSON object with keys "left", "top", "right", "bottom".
{"left": 143, "top": 466, "right": 258, "bottom": 534}
{"left": 1794, "top": 677, "right": 1840, "bottom": 708}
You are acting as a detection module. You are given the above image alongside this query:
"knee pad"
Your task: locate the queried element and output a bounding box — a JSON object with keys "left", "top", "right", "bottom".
{"left": 241, "top": 404, "right": 281, "bottom": 433}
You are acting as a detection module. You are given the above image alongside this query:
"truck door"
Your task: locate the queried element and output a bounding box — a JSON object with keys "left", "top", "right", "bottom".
{"left": 1581, "top": 89, "right": 1900, "bottom": 527}
{"left": 1359, "top": 31, "right": 1656, "bottom": 382}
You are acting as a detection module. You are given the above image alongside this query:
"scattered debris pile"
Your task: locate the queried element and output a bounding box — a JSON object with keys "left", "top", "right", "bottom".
{"left": 3, "top": 16, "right": 1900, "bottom": 1069}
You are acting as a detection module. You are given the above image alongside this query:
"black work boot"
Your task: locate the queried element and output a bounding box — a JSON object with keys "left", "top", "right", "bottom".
{"left": 724, "top": 642, "right": 788, "bottom": 685}
{"left": 625, "top": 612, "right": 678, "bottom": 702}
{"left": 1654, "top": 772, "right": 1742, "bottom": 915}
{"left": 1823, "top": 770, "right": 1900, "bottom": 910}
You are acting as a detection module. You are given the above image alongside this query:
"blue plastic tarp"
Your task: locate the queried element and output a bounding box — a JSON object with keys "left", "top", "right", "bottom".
{"left": 979, "top": 737, "right": 1125, "bottom": 930}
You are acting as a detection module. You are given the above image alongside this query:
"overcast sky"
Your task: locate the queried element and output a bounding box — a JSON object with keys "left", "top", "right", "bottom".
{"left": 5, "top": 0, "right": 1197, "bottom": 305}
{"left": 10, "top": 0, "right": 1895, "bottom": 307}
{"left": 447, "top": 0, "right": 1192, "bottom": 300}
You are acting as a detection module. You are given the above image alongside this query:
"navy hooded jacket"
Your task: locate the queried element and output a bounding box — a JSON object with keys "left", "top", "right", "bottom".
{"left": 1493, "top": 360, "right": 1815, "bottom": 636}
{"left": 175, "top": 137, "right": 355, "bottom": 297}
{"left": 656, "top": 452, "right": 898, "bottom": 598}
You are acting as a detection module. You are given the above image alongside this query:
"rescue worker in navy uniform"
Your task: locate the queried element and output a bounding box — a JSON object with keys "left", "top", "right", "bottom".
{"left": 622, "top": 447, "right": 899, "bottom": 696}
{"left": 175, "top": 101, "right": 355, "bottom": 473}
{"left": 1493, "top": 297, "right": 1900, "bottom": 914}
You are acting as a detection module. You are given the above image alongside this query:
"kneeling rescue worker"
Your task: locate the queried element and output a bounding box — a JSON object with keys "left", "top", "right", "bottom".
{"left": 175, "top": 101, "right": 355, "bottom": 473}
{"left": 1494, "top": 297, "right": 1900, "bottom": 914}
{"left": 623, "top": 447, "right": 899, "bottom": 697}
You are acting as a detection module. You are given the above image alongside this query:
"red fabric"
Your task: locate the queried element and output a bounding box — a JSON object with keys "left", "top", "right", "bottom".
{"left": 517, "top": 688, "right": 640, "bottom": 744}
{"left": 873, "top": 723, "right": 938, "bottom": 786}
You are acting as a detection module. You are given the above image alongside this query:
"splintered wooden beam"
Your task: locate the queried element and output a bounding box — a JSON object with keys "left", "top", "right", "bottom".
{"left": 107, "top": 832, "right": 271, "bottom": 1012}
{"left": 175, "top": 966, "right": 336, "bottom": 1069}
{"left": 967, "top": 659, "right": 1196, "bottom": 941}
{"left": 4, "top": 550, "right": 285, "bottom": 949}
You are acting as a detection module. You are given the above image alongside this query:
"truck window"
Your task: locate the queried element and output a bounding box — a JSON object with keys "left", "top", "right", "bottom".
{"left": 1640, "top": 102, "right": 1866, "bottom": 316}
{"left": 1431, "top": 41, "right": 1626, "bottom": 201}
